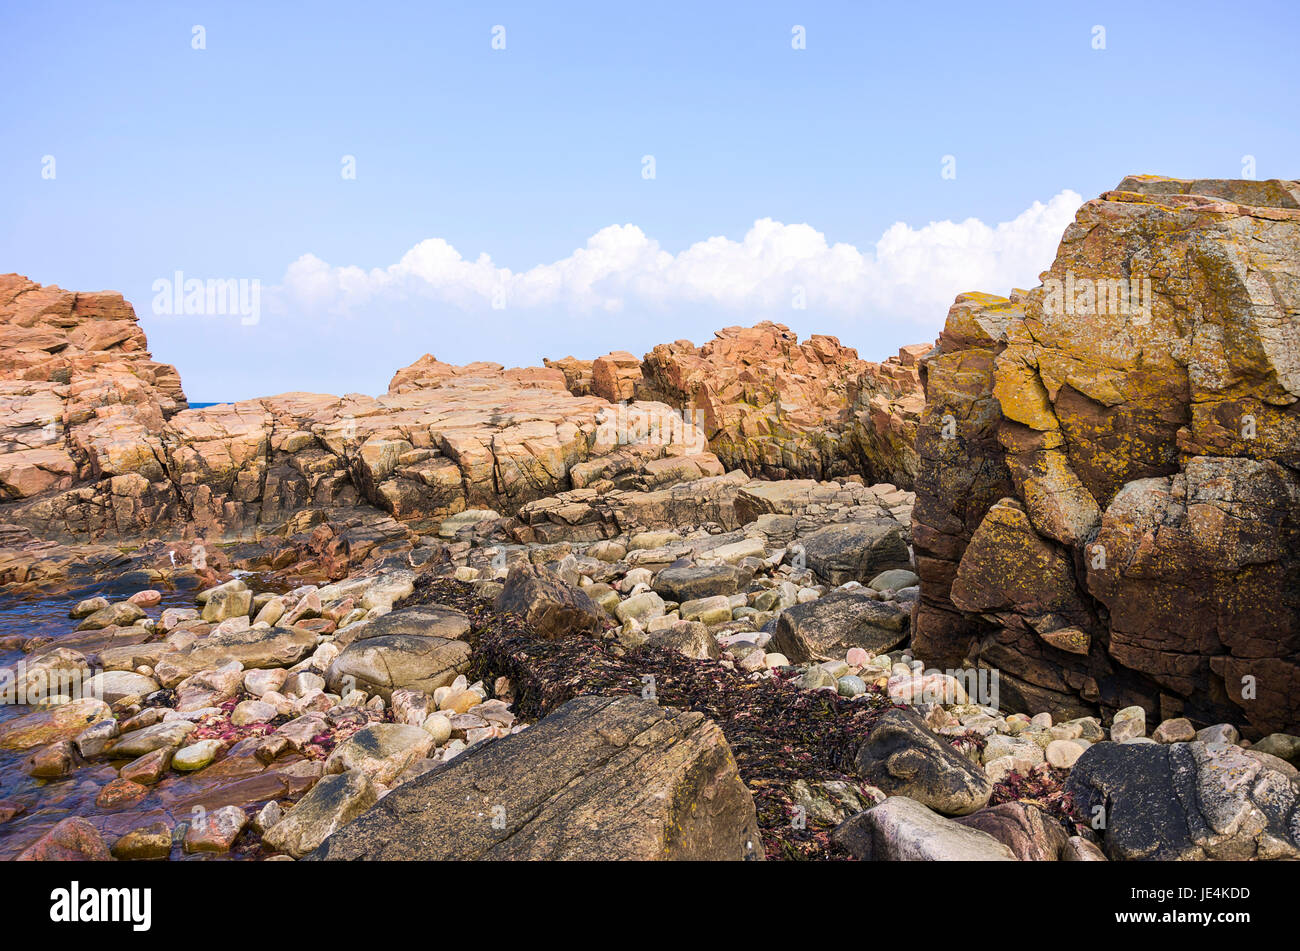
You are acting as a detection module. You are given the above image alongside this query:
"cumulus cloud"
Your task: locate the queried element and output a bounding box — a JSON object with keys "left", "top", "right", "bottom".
{"left": 273, "top": 190, "right": 1082, "bottom": 329}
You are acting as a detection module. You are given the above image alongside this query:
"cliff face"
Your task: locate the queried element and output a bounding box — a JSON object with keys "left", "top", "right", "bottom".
{"left": 631, "top": 322, "right": 926, "bottom": 487}
{"left": 0, "top": 275, "right": 188, "bottom": 502}
{"left": 913, "top": 176, "right": 1300, "bottom": 737}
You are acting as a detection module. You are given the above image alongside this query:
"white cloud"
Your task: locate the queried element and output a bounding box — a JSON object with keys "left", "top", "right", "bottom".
{"left": 272, "top": 190, "right": 1082, "bottom": 328}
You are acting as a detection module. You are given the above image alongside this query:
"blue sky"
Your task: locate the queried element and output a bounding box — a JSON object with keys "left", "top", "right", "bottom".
{"left": 2, "top": 0, "right": 1296, "bottom": 401}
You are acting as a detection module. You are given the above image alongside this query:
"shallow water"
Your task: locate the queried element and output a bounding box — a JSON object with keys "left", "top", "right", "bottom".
{"left": 0, "top": 580, "right": 204, "bottom": 857}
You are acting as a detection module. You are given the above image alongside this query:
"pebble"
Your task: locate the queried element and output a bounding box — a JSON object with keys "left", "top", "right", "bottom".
{"left": 1110, "top": 706, "right": 1146, "bottom": 742}
{"left": 1152, "top": 717, "right": 1196, "bottom": 744}
{"left": 422, "top": 713, "right": 453, "bottom": 744}
{"left": 836, "top": 675, "right": 867, "bottom": 698}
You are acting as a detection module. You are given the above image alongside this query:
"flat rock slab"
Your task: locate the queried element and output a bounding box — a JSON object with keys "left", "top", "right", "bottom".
{"left": 154, "top": 625, "right": 318, "bottom": 686}
{"left": 309, "top": 694, "right": 764, "bottom": 860}
{"left": 331, "top": 604, "right": 471, "bottom": 649}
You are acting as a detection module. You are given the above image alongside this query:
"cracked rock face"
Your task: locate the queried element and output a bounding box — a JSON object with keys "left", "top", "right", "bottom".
{"left": 637, "top": 322, "right": 926, "bottom": 487}
{"left": 1066, "top": 739, "right": 1300, "bottom": 860}
{"left": 912, "top": 176, "right": 1300, "bottom": 736}
{"left": 307, "top": 694, "right": 764, "bottom": 860}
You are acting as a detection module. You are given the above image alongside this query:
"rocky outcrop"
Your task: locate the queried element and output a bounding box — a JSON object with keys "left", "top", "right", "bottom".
{"left": 1066, "top": 739, "right": 1300, "bottom": 860}
{"left": 0, "top": 274, "right": 924, "bottom": 596}
{"left": 0, "top": 286, "right": 726, "bottom": 547}
{"left": 912, "top": 176, "right": 1300, "bottom": 736}
{"left": 637, "top": 323, "right": 926, "bottom": 487}
{"left": 308, "top": 694, "right": 764, "bottom": 860}
{"left": 0, "top": 274, "right": 187, "bottom": 503}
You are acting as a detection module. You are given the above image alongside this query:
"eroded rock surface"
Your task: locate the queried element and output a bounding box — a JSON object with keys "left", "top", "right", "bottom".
{"left": 308, "top": 694, "right": 764, "bottom": 860}
{"left": 913, "top": 177, "right": 1300, "bottom": 735}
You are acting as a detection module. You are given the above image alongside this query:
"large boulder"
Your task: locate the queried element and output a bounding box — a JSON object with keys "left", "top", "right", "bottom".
{"left": 854, "top": 709, "right": 992, "bottom": 815}
{"left": 327, "top": 632, "right": 471, "bottom": 699}
{"left": 652, "top": 562, "right": 752, "bottom": 602}
{"left": 493, "top": 562, "right": 604, "bottom": 638}
{"left": 798, "top": 521, "right": 911, "bottom": 586}
{"left": 832, "top": 796, "right": 1017, "bottom": 861}
{"left": 1066, "top": 739, "right": 1300, "bottom": 860}
{"left": 912, "top": 177, "right": 1300, "bottom": 735}
{"left": 262, "top": 770, "right": 379, "bottom": 859}
{"left": 767, "top": 590, "right": 909, "bottom": 663}
{"left": 308, "top": 695, "right": 763, "bottom": 860}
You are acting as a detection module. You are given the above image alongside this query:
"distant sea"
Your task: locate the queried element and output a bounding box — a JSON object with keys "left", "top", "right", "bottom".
{"left": 188, "top": 402, "right": 226, "bottom": 409}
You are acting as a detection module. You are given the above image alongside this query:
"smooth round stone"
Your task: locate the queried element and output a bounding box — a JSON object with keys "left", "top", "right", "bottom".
{"left": 797, "top": 667, "right": 836, "bottom": 691}
{"left": 836, "top": 675, "right": 867, "bottom": 698}
{"left": 1109, "top": 705, "right": 1146, "bottom": 742}
{"left": 845, "top": 647, "right": 869, "bottom": 668}
{"left": 868, "top": 568, "right": 919, "bottom": 592}
{"left": 422, "top": 713, "right": 453, "bottom": 744}
{"left": 1046, "top": 739, "right": 1086, "bottom": 768}
{"left": 763, "top": 652, "right": 791, "bottom": 669}
{"left": 172, "top": 739, "right": 223, "bottom": 771}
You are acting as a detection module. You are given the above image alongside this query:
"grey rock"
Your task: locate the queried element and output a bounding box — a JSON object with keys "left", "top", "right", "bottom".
{"left": 855, "top": 708, "right": 992, "bottom": 816}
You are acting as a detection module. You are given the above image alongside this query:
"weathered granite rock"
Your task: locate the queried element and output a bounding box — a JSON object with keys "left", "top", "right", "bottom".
{"left": 639, "top": 323, "right": 926, "bottom": 487}
{"left": 652, "top": 562, "right": 752, "bottom": 602}
{"left": 154, "top": 625, "right": 318, "bottom": 686}
{"left": 327, "top": 631, "right": 472, "bottom": 699}
{"left": 308, "top": 694, "right": 763, "bottom": 860}
{"left": 262, "top": 769, "right": 379, "bottom": 859}
{"left": 798, "top": 520, "right": 911, "bottom": 585}
{"left": 768, "top": 590, "right": 909, "bottom": 663}
{"left": 854, "top": 709, "right": 993, "bottom": 815}
{"left": 953, "top": 801, "right": 1070, "bottom": 860}
{"left": 15, "top": 816, "right": 112, "bottom": 861}
{"left": 493, "top": 562, "right": 604, "bottom": 638}
{"left": 1066, "top": 739, "right": 1300, "bottom": 860}
{"left": 0, "top": 697, "right": 114, "bottom": 751}
{"left": 324, "top": 723, "right": 435, "bottom": 786}
{"left": 912, "top": 177, "right": 1300, "bottom": 735}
